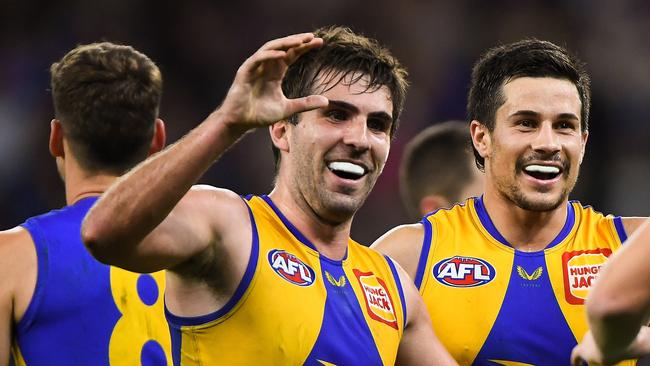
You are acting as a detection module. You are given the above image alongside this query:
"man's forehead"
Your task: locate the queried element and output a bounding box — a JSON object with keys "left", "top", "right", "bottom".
{"left": 317, "top": 78, "right": 393, "bottom": 112}
{"left": 499, "top": 76, "right": 581, "bottom": 117}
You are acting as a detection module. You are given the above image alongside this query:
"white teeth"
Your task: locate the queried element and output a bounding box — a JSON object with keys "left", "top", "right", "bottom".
{"left": 525, "top": 165, "right": 560, "bottom": 174}
{"left": 328, "top": 162, "right": 365, "bottom": 176}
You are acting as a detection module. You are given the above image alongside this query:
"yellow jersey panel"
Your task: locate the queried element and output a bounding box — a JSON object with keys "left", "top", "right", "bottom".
{"left": 416, "top": 197, "right": 634, "bottom": 366}
{"left": 166, "top": 195, "right": 406, "bottom": 365}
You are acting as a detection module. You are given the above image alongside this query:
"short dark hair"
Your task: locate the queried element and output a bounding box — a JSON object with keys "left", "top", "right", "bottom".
{"left": 273, "top": 25, "right": 409, "bottom": 169}
{"left": 51, "top": 42, "right": 163, "bottom": 174}
{"left": 400, "top": 121, "right": 474, "bottom": 220}
{"left": 467, "top": 38, "right": 591, "bottom": 171}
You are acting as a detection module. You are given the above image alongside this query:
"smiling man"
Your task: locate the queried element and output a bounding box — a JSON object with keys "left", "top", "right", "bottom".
{"left": 81, "top": 27, "right": 456, "bottom": 365}
{"left": 372, "top": 39, "right": 647, "bottom": 365}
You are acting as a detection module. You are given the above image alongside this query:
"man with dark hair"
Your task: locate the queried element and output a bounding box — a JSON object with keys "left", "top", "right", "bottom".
{"left": 399, "top": 120, "right": 483, "bottom": 221}
{"left": 373, "top": 38, "right": 646, "bottom": 365}
{"left": 81, "top": 28, "right": 456, "bottom": 365}
{"left": 0, "top": 43, "right": 170, "bottom": 365}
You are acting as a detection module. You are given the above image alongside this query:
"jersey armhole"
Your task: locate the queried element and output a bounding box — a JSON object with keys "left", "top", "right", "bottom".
{"left": 612, "top": 216, "right": 628, "bottom": 244}
{"left": 15, "top": 221, "right": 49, "bottom": 336}
{"left": 384, "top": 255, "right": 407, "bottom": 331}
{"left": 413, "top": 218, "right": 433, "bottom": 290}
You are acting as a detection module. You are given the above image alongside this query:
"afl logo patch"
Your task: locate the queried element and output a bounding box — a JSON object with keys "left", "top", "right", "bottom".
{"left": 268, "top": 249, "right": 316, "bottom": 287}
{"left": 433, "top": 256, "right": 496, "bottom": 287}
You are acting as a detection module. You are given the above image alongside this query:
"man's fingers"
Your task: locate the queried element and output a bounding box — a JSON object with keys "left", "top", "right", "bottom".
{"left": 239, "top": 50, "right": 287, "bottom": 76}
{"left": 285, "top": 38, "right": 323, "bottom": 65}
{"left": 570, "top": 346, "right": 590, "bottom": 366}
{"left": 286, "top": 95, "right": 329, "bottom": 115}
{"left": 261, "top": 33, "right": 316, "bottom": 52}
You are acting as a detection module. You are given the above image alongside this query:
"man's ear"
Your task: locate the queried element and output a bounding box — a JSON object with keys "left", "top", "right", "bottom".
{"left": 470, "top": 120, "right": 491, "bottom": 160}
{"left": 269, "top": 120, "right": 290, "bottom": 153}
{"left": 148, "top": 118, "right": 166, "bottom": 156}
{"left": 579, "top": 130, "right": 589, "bottom": 164}
{"left": 49, "top": 119, "right": 65, "bottom": 157}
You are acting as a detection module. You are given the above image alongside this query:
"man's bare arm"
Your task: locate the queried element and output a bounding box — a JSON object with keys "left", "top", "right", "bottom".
{"left": 571, "top": 219, "right": 650, "bottom": 365}
{"left": 0, "top": 228, "right": 38, "bottom": 365}
{"left": 82, "top": 33, "right": 328, "bottom": 273}
{"left": 393, "top": 260, "right": 457, "bottom": 366}
{"left": 372, "top": 224, "right": 425, "bottom": 281}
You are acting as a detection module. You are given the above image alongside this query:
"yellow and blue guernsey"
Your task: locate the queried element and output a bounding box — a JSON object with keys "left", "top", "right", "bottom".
{"left": 416, "top": 196, "right": 634, "bottom": 366}
{"left": 11, "top": 196, "right": 171, "bottom": 366}
{"left": 166, "top": 195, "right": 407, "bottom": 365}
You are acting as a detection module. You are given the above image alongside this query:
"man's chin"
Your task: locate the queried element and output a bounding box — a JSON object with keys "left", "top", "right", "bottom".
{"left": 320, "top": 192, "right": 365, "bottom": 221}
{"left": 513, "top": 192, "right": 566, "bottom": 212}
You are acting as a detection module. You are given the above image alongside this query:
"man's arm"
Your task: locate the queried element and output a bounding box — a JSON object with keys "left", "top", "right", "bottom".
{"left": 82, "top": 33, "right": 328, "bottom": 273}
{"left": 372, "top": 224, "right": 425, "bottom": 280}
{"left": 622, "top": 216, "right": 648, "bottom": 238}
{"left": 0, "top": 228, "right": 38, "bottom": 365}
{"left": 393, "top": 260, "right": 457, "bottom": 365}
{"left": 571, "top": 219, "right": 650, "bottom": 365}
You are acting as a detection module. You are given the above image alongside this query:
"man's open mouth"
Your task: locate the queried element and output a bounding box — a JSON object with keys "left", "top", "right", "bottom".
{"left": 328, "top": 161, "right": 367, "bottom": 180}
{"left": 523, "top": 164, "right": 562, "bottom": 180}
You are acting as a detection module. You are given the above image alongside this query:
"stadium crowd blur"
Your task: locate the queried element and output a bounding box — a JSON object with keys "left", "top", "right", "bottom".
{"left": 0, "top": 0, "right": 648, "bottom": 245}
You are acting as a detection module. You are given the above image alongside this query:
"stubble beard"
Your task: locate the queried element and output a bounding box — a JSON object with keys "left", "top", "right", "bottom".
{"left": 498, "top": 167, "right": 578, "bottom": 212}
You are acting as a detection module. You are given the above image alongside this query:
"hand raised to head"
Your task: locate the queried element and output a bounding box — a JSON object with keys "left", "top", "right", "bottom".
{"left": 219, "top": 33, "right": 329, "bottom": 130}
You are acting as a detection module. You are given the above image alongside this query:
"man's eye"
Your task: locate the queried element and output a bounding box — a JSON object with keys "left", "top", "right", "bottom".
{"left": 368, "top": 119, "right": 389, "bottom": 132}
{"left": 557, "top": 121, "right": 575, "bottom": 130}
{"left": 520, "top": 119, "right": 534, "bottom": 128}
{"left": 326, "top": 110, "right": 348, "bottom": 121}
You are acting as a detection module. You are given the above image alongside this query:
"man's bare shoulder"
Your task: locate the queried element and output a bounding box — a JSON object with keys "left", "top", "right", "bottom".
{"left": 371, "top": 224, "right": 425, "bottom": 281}
{"left": 0, "top": 226, "right": 37, "bottom": 322}
{"left": 620, "top": 217, "right": 650, "bottom": 238}
{"left": 0, "top": 227, "right": 35, "bottom": 270}
{"left": 187, "top": 185, "right": 251, "bottom": 234}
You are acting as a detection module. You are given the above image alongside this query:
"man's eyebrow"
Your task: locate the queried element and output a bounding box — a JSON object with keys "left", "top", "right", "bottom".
{"left": 509, "top": 110, "right": 579, "bottom": 121}
{"left": 328, "top": 100, "right": 393, "bottom": 121}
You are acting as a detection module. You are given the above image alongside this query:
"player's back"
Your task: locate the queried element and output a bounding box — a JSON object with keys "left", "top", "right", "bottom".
{"left": 11, "top": 197, "right": 172, "bottom": 366}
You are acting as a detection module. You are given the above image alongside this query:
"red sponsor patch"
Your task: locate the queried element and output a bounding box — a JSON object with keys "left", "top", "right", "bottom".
{"left": 562, "top": 248, "right": 612, "bottom": 304}
{"left": 353, "top": 269, "right": 398, "bottom": 330}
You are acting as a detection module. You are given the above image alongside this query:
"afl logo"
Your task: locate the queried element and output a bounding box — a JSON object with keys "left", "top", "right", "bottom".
{"left": 433, "top": 256, "right": 496, "bottom": 288}
{"left": 268, "top": 249, "right": 316, "bottom": 287}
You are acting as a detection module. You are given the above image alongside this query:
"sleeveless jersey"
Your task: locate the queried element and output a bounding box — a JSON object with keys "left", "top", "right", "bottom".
{"left": 11, "top": 196, "right": 171, "bottom": 366}
{"left": 166, "top": 195, "right": 407, "bottom": 365}
{"left": 416, "top": 196, "right": 634, "bottom": 366}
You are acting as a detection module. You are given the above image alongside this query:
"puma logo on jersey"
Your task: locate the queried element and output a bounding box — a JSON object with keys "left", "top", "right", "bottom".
{"left": 268, "top": 249, "right": 315, "bottom": 286}
{"left": 517, "top": 266, "right": 543, "bottom": 281}
{"left": 433, "top": 256, "right": 496, "bottom": 288}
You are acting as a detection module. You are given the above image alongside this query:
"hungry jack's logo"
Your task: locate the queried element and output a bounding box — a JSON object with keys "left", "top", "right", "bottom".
{"left": 562, "top": 248, "right": 612, "bottom": 304}
{"left": 353, "top": 269, "right": 398, "bottom": 329}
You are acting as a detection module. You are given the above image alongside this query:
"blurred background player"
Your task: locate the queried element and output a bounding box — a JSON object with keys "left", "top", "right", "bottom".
{"left": 571, "top": 218, "right": 650, "bottom": 365}
{"left": 81, "top": 28, "right": 456, "bottom": 365}
{"left": 399, "top": 120, "right": 483, "bottom": 221}
{"left": 373, "top": 38, "right": 647, "bottom": 365}
{"left": 0, "top": 42, "right": 171, "bottom": 365}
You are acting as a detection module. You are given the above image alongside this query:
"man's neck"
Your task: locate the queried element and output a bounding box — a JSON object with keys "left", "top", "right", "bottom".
{"left": 482, "top": 190, "right": 569, "bottom": 252}
{"left": 64, "top": 169, "right": 118, "bottom": 205}
{"left": 268, "top": 187, "right": 352, "bottom": 261}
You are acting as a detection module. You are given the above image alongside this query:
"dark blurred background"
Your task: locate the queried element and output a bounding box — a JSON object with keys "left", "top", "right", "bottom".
{"left": 0, "top": 0, "right": 648, "bottom": 245}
